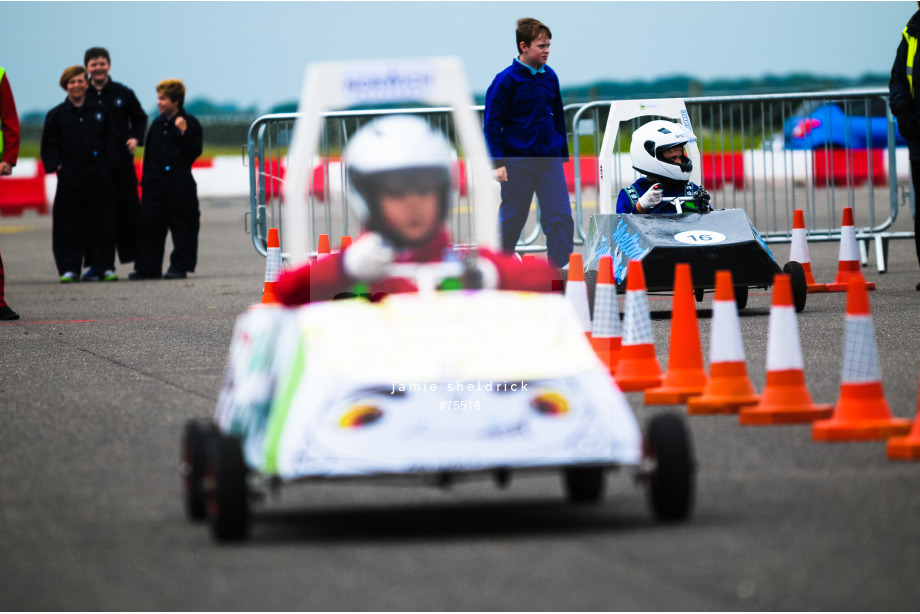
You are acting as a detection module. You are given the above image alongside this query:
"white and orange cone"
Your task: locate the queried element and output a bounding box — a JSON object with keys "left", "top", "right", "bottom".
{"left": 590, "top": 255, "right": 621, "bottom": 374}
{"left": 252, "top": 227, "right": 282, "bottom": 309}
{"left": 813, "top": 274, "right": 911, "bottom": 441}
{"left": 887, "top": 374, "right": 920, "bottom": 460}
{"left": 790, "top": 209, "right": 827, "bottom": 293}
{"left": 688, "top": 270, "right": 760, "bottom": 414}
{"left": 645, "top": 263, "right": 708, "bottom": 405}
{"left": 739, "top": 274, "right": 833, "bottom": 425}
{"left": 564, "top": 253, "right": 591, "bottom": 342}
{"left": 827, "top": 207, "right": 875, "bottom": 292}
{"left": 340, "top": 235, "right": 352, "bottom": 250}
{"left": 614, "top": 259, "right": 663, "bottom": 392}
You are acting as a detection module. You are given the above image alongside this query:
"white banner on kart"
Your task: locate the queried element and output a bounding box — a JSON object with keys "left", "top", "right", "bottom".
{"left": 214, "top": 292, "right": 642, "bottom": 479}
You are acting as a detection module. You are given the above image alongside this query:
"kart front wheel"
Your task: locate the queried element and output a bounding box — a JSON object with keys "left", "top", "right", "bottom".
{"left": 562, "top": 467, "right": 605, "bottom": 504}
{"left": 645, "top": 413, "right": 695, "bottom": 522}
{"left": 206, "top": 434, "right": 251, "bottom": 542}
{"left": 733, "top": 285, "right": 749, "bottom": 311}
{"left": 783, "top": 261, "right": 808, "bottom": 313}
{"left": 181, "top": 420, "right": 212, "bottom": 522}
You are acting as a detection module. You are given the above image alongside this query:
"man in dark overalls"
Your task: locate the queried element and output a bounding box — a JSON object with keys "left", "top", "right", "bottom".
{"left": 131, "top": 79, "right": 203, "bottom": 281}
{"left": 85, "top": 47, "right": 148, "bottom": 277}
{"left": 40, "top": 65, "right": 119, "bottom": 283}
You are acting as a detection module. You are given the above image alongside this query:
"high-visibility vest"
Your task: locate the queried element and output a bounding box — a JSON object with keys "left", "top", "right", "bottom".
{"left": 904, "top": 28, "right": 918, "bottom": 99}
{"left": 0, "top": 66, "right": 5, "bottom": 156}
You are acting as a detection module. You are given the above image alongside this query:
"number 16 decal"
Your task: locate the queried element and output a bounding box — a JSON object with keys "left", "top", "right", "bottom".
{"left": 673, "top": 230, "right": 727, "bottom": 245}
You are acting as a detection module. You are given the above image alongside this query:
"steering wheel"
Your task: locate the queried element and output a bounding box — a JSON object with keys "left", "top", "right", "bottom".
{"left": 386, "top": 255, "right": 499, "bottom": 293}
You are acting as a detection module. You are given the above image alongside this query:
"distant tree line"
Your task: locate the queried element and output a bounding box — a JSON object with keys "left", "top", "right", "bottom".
{"left": 17, "top": 72, "right": 890, "bottom": 153}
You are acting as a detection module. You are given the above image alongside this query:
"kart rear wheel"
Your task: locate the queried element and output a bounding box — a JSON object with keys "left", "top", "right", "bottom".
{"left": 562, "top": 467, "right": 606, "bottom": 504}
{"left": 206, "top": 434, "right": 251, "bottom": 542}
{"left": 181, "top": 420, "right": 212, "bottom": 522}
{"left": 734, "top": 285, "right": 749, "bottom": 311}
{"left": 783, "top": 261, "right": 808, "bottom": 313}
{"left": 645, "top": 413, "right": 695, "bottom": 522}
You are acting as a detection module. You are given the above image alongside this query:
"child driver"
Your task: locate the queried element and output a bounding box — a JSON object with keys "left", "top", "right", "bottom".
{"left": 275, "top": 115, "right": 556, "bottom": 305}
{"left": 616, "top": 119, "right": 712, "bottom": 215}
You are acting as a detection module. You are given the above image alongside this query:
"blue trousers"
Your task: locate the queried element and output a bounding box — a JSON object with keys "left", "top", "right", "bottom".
{"left": 499, "top": 157, "right": 573, "bottom": 268}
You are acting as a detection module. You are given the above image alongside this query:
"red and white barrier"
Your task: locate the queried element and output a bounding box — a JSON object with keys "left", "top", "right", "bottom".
{"left": 3, "top": 146, "right": 913, "bottom": 217}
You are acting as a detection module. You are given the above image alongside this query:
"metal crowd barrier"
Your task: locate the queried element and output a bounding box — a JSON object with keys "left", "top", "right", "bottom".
{"left": 248, "top": 90, "right": 913, "bottom": 271}
{"left": 572, "top": 89, "right": 913, "bottom": 272}
{"left": 245, "top": 104, "right": 584, "bottom": 258}
{"left": 246, "top": 108, "right": 484, "bottom": 259}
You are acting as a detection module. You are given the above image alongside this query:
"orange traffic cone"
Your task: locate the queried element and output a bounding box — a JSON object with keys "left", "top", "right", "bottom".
{"left": 564, "top": 253, "right": 591, "bottom": 341}
{"left": 252, "top": 227, "right": 282, "bottom": 308}
{"left": 887, "top": 375, "right": 920, "bottom": 460}
{"left": 790, "top": 209, "right": 827, "bottom": 293}
{"left": 340, "top": 235, "right": 352, "bottom": 250}
{"left": 826, "top": 207, "right": 875, "bottom": 292}
{"left": 317, "top": 234, "right": 331, "bottom": 256}
{"left": 688, "top": 270, "right": 760, "bottom": 414}
{"left": 813, "top": 274, "right": 911, "bottom": 441}
{"left": 645, "top": 263, "right": 708, "bottom": 404}
{"left": 590, "top": 255, "right": 621, "bottom": 374}
{"left": 739, "top": 274, "right": 833, "bottom": 425}
{"left": 614, "top": 259, "right": 663, "bottom": 392}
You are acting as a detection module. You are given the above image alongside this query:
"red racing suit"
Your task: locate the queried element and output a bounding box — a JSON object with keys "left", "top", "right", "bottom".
{"left": 275, "top": 230, "right": 559, "bottom": 305}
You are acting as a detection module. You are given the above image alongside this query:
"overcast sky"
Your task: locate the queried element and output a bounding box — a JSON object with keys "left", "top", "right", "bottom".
{"left": 4, "top": 1, "right": 915, "bottom": 115}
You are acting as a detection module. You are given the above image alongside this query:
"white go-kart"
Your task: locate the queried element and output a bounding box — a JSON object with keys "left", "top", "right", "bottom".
{"left": 181, "top": 58, "right": 695, "bottom": 542}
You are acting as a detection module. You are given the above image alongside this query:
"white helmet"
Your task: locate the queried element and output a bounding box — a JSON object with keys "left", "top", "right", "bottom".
{"left": 630, "top": 119, "right": 697, "bottom": 182}
{"left": 345, "top": 115, "right": 453, "bottom": 247}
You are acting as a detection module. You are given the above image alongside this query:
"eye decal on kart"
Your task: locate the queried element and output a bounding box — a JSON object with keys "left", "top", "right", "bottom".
{"left": 339, "top": 405, "right": 383, "bottom": 428}
{"left": 530, "top": 391, "right": 570, "bottom": 416}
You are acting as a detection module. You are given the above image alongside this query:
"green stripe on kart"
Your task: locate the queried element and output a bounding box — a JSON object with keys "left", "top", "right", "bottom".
{"left": 263, "top": 341, "right": 306, "bottom": 475}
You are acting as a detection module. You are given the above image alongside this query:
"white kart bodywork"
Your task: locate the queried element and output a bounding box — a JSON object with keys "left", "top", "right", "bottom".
{"left": 215, "top": 292, "right": 641, "bottom": 480}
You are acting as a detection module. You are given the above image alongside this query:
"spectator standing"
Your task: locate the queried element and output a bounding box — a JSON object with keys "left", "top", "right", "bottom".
{"left": 130, "top": 79, "right": 202, "bottom": 280}
{"left": 0, "top": 64, "right": 21, "bottom": 319}
{"left": 85, "top": 47, "right": 148, "bottom": 268}
{"left": 40, "top": 66, "right": 119, "bottom": 283}
{"left": 483, "top": 17, "right": 573, "bottom": 269}
{"left": 889, "top": 2, "right": 920, "bottom": 291}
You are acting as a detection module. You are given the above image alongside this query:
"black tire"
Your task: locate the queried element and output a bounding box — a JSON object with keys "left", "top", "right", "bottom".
{"left": 645, "top": 413, "right": 695, "bottom": 522}
{"left": 562, "top": 466, "right": 606, "bottom": 504}
{"left": 207, "top": 434, "right": 251, "bottom": 542}
{"left": 783, "top": 261, "right": 808, "bottom": 313}
{"left": 585, "top": 268, "right": 598, "bottom": 319}
{"left": 694, "top": 287, "right": 705, "bottom": 303}
{"left": 734, "top": 285, "right": 749, "bottom": 311}
{"left": 181, "top": 420, "right": 211, "bottom": 522}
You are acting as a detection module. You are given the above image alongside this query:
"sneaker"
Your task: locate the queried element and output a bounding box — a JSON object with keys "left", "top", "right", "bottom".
{"left": 128, "top": 271, "right": 162, "bottom": 281}
{"left": 103, "top": 269, "right": 119, "bottom": 282}
{"left": 82, "top": 268, "right": 100, "bottom": 282}
{"left": 60, "top": 272, "right": 78, "bottom": 283}
{"left": 164, "top": 267, "right": 187, "bottom": 280}
{"left": 0, "top": 305, "right": 19, "bottom": 320}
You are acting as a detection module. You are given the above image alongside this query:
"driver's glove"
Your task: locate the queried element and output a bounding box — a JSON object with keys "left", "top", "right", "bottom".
{"left": 637, "top": 183, "right": 662, "bottom": 213}
{"left": 342, "top": 232, "right": 395, "bottom": 281}
{"left": 698, "top": 188, "right": 712, "bottom": 212}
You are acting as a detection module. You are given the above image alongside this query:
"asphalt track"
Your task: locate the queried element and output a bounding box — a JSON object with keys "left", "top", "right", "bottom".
{"left": 1, "top": 197, "right": 919, "bottom": 611}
